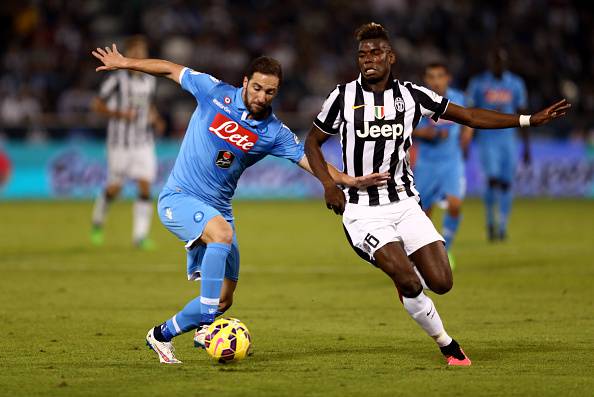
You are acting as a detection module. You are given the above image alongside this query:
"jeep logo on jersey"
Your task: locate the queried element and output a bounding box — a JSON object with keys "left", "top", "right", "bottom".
{"left": 215, "top": 150, "right": 235, "bottom": 169}
{"left": 208, "top": 113, "right": 258, "bottom": 152}
{"left": 356, "top": 120, "right": 404, "bottom": 140}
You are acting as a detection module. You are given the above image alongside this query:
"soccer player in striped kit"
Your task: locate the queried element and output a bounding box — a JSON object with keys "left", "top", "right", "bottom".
{"left": 92, "top": 44, "right": 388, "bottom": 364}
{"left": 413, "top": 63, "right": 474, "bottom": 269}
{"left": 91, "top": 35, "right": 165, "bottom": 249}
{"left": 305, "top": 23, "right": 569, "bottom": 366}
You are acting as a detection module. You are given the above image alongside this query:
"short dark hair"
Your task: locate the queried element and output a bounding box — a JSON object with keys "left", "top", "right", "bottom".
{"left": 125, "top": 35, "right": 148, "bottom": 50}
{"left": 355, "top": 22, "right": 391, "bottom": 43}
{"left": 245, "top": 56, "right": 283, "bottom": 83}
{"left": 425, "top": 62, "right": 449, "bottom": 73}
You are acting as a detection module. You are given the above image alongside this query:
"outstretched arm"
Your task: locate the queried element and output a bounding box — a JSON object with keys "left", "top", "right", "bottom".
{"left": 92, "top": 44, "right": 184, "bottom": 84}
{"left": 298, "top": 156, "right": 389, "bottom": 189}
{"left": 442, "top": 99, "right": 570, "bottom": 129}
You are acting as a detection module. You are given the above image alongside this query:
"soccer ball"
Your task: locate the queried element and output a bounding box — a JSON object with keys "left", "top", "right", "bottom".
{"left": 204, "top": 317, "right": 251, "bottom": 363}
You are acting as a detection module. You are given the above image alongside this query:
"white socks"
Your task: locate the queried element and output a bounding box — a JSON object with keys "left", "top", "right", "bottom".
{"left": 403, "top": 291, "right": 452, "bottom": 347}
{"left": 92, "top": 193, "right": 109, "bottom": 226}
{"left": 133, "top": 199, "right": 153, "bottom": 242}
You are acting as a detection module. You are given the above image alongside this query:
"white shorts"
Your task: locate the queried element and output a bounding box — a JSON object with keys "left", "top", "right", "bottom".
{"left": 107, "top": 145, "right": 157, "bottom": 185}
{"left": 342, "top": 197, "right": 444, "bottom": 260}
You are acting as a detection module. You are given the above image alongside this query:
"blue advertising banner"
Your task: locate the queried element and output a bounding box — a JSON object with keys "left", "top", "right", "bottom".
{"left": 0, "top": 138, "right": 592, "bottom": 199}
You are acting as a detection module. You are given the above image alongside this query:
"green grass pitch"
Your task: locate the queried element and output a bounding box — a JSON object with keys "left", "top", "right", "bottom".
{"left": 0, "top": 199, "right": 593, "bottom": 396}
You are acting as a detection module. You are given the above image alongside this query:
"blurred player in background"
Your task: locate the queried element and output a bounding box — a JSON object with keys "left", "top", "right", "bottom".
{"left": 413, "top": 63, "right": 473, "bottom": 269}
{"left": 467, "top": 48, "right": 529, "bottom": 241}
{"left": 305, "top": 22, "right": 569, "bottom": 366}
{"left": 90, "top": 35, "right": 165, "bottom": 249}
{"left": 92, "top": 44, "right": 388, "bottom": 364}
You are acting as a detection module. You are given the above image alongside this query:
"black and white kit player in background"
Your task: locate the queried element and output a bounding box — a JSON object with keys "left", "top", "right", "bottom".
{"left": 305, "top": 23, "right": 570, "bottom": 366}
{"left": 91, "top": 35, "right": 166, "bottom": 249}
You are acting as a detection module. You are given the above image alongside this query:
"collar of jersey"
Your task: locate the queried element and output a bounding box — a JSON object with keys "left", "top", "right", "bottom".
{"left": 485, "top": 70, "right": 510, "bottom": 81}
{"left": 357, "top": 74, "right": 397, "bottom": 92}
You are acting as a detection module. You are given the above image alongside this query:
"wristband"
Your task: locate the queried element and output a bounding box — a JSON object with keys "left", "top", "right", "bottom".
{"left": 519, "top": 115, "right": 531, "bottom": 127}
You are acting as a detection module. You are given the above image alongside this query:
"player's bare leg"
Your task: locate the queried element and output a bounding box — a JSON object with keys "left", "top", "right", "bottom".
{"left": 133, "top": 179, "right": 154, "bottom": 249}
{"left": 91, "top": 183, "right": 122, "bottom": 245}
{"left": 374, "top": 241, "right": 470, "bottom": 366}
{"left": 194, "top": 278, "right": 237, "bottom": 348}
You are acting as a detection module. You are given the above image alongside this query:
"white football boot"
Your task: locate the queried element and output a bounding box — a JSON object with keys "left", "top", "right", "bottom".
{"left": 146, "top": 328, "right": 182, "bottom": 364}
{"left": 193, "top": 324, "right": 209, "bottom": 349}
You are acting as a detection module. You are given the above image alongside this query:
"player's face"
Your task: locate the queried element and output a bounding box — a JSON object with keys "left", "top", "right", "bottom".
{"left": 488, "top": 49, "right": 507, "bottom": 76}
{"left": 357, "top": 39, "right": 395, "bottom": 83}
{"left": 126, "top": 42, "right": 148, "bottom": 59}
{"left": 242, "top": 72, "right": 279, "bottom": 119}
{"left": 424, "top": 66, "right": 451, "bottom": 96}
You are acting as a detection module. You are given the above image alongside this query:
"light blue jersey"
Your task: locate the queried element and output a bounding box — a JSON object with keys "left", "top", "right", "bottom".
{"left": 466, "top": 71, "right": 527, "bottom": 139}
{"left": 415, "top": 88, "right": 465, "bottom": 163}
{"left": 164, "top": 68, "right": 304, "bottom": 221}
{"left": 414, "top": 88, "right": 466, "bottom": 208}
{"left": 467, "top": 70, "right": 527, "bottom": 181}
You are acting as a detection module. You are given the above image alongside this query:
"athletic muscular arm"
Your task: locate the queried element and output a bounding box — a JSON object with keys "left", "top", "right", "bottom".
{"left": 303, "top": 126, "right": 349, "bottom": 214}
{"left": 298, "top": 155, "right": 389, "bottom": 190}
{"left": 442, "top": 99, "right": 570, "bottom": 129}
{"left": 92, "top": 44, "right": 185, "bottom": 84}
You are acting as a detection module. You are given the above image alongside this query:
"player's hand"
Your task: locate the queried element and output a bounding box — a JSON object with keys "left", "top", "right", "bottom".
{"left": 92, "top": 44, "right": 127, "bottom": 72}
{"left": 119, "top": 108, "right": 137, "bottom": 121}
{"left": 529, "top": 99, "right": 571, "bottom": 126}
{"left": 324, "top": 184, "right": 346, "bottom": 215}
{"left": 351, "top": 171, "right": 390, "bottom": 189}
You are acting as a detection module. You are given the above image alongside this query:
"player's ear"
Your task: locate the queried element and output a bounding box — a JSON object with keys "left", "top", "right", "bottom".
{"left": 388, "top": 50, "right": 396, "bottom": 65}
{"left": 242, "top": 76, "right": 248, "bottom": 89}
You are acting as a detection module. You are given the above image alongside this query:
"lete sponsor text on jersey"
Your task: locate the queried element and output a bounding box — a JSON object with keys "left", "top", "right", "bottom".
{"left": 208, "top": 113, "right": 258, "bottom": 152}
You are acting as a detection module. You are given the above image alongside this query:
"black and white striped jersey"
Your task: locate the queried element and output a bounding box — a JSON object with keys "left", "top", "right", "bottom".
{"left": 99, "top": 70, "right": 157, "bottom": 149}
{"left": 314, "top": 75, "right": 449, "bottom": 206}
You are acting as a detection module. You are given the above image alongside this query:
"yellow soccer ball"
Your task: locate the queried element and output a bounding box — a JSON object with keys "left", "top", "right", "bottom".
{"left": 204, "top": 317, "right": 252, "bottom": 363}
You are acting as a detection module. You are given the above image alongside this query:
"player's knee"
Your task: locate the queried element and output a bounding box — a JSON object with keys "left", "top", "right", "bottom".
{"left": 488, "top": 178, "right": 500, "bottom": 189}
{"left": 399, "top": 277, "right": 424, "bottom": 298}
{"left": 428, "top": 268, "right": 453, "bottom": 295}
{"left": 206, "top": 219, "right": 233, "bottom": 244}
{"left": 447, "top": 198, "right": 462, "bottom": 217}
{"left": 499, "top": 180, "right": 511, "bottom": 191}
{"left": 105, "top": 188, "right": 119, "bottom": 201}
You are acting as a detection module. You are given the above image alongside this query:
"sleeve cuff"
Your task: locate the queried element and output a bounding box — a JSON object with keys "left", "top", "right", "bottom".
{"left": 431, "top": 98, "right": 450, "bottom": 122}
{"left": 178, "top": 67, "right": 188, "bottom": 85}
{"left": 313, "top": 119, "right": 338, "bottom": 135}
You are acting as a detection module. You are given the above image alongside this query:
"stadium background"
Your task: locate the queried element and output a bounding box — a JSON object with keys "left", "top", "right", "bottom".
{"left": 0, "top": 2, "right": 593, "bottom": 397}
{"left": 1, "top": 0, "right": 593, "bottom": 199}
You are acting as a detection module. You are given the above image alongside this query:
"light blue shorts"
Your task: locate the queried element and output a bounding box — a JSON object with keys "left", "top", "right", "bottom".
{"left": 477, "top": 136, "right": 517, "bottom": 183}
{"left": 157, "top": 188, "right": 240, "bottom": 281}
{"left": 415, "top": 159, "right": 465, "bottom": 211}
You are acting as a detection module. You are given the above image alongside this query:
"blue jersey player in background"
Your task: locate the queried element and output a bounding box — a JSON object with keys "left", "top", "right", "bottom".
{"left": 467, "top": 48, "right": 529, "bottom": 241}
{"left": 92, "top": 44, "right": 389, "bottom": 364}
{"left": 413, "top": 63, "right": 473, "bottom": 268}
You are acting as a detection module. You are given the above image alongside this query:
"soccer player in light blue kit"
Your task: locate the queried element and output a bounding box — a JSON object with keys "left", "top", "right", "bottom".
{"left": 467, "top": 49, "right": 529, "bottom": 241}
{"left": 92, "top": 44, "right": 389, "bottom": 364}
{"left": 413, "top": 63, "right": 473, "bottom": 267}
